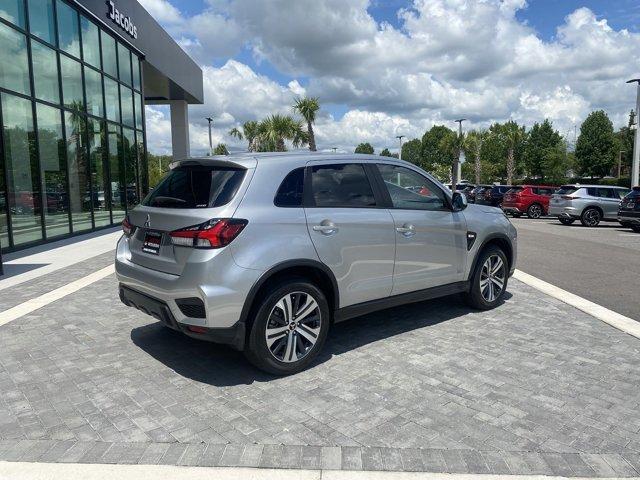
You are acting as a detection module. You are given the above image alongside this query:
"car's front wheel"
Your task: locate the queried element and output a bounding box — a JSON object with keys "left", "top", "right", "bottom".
{"left": 245, "top": 279, "right": 330, "bottom": 375}
{"left": 463, "top": 246, "right": 509, "bottom": 310}
{"left": 580, "top": 208, "right": 601, "bottom": 227}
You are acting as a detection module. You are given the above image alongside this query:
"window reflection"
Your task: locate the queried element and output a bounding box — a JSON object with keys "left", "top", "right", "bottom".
{"left": 136, "top": 130, "right": 147, "bottom": 196}
{"left": 88, "top": 119, "right": 110, "bottom": 227}
{"left": 56, "top": 0, "right": 80, "bottom": 58}
{"left": 85, "top": 67, "right": 103, "bottom": 117}
{"left": 80, "top": 16, "right": 100, "bottom": 68}
{"left": 65, "top": 111, "right": 92, "bottom": 231}
{"left": 0, "top": 22, "right": 31, "bottom": 95}
{"left": 28, "top": 0, "right": 55, "bottom": 44}
{"left": 123, "top": 127, "right": 137, "bottom": 208}
{"left": 104, "top": 76, "right": 120, "bottom": 123}
{"left": 0, "top": 0, "right": 26, "bottom": 28}
{"left": 134, "top": 91, "right": 143, "bottom": 129}
{"left": 121, "top": 85, "right": 134, "bottom": 127}
{"left": 100, "top": 30, "right": 117, "bottom": 78}
{"left": 60, "top": 54, "right": 83, "bottom": 110}
{"left": 32, "top": 40, "right": 60, "bottom": 103}
{"left": 1, "top": 93, "right": 43, "bottom": 246}
{"left": 37, "top": 103, "right": 70, "bottom": 238}
{"left": 132, "top": 55, "right": 141, "bottom": 91}
{"left": 118, "top": 42, "right": 131, "bottom": 85}
{"left": 108, "top": 122, "right": 125, "bottom": 220}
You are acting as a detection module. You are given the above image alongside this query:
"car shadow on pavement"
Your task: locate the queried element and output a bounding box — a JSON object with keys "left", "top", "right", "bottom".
{"left": 130, "top": 292, "right": 511, "bottom": 387}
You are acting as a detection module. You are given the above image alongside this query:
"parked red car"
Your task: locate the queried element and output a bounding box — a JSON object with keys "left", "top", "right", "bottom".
{"left": 502, "top": 185, "right": 557, "bottom": 218}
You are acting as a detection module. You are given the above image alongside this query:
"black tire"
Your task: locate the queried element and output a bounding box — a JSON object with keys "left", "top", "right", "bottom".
{"left": 244, "top": 279, "right": 330, "bottom": 375}
{"left": 632, "top": 225, "right": 640, "bottom": 233}
{"left": 580, "top": 207, "right": 602, "bottom": 227}
{"left": 527, "top": 203, "right": 543, "bottom": 219}
{"left": 512, "top": 213, "right": 522, "bottom": 218}
{"left": 558, "top": 216, "right": 575, "bottom": 225}
{"left": 463, "top": 245, "right": 509, "bottom": 310}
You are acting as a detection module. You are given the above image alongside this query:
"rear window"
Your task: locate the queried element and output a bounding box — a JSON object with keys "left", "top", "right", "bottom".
{"left": 556, "top": 186, "right": 577, "bottom": 195}
{"left": 274, "top": 168, "right": 305, "bottom": 207}
{"left": 143, "top": 166, "right": 245, "bottom": 208}
{"left": 506, "top": 187, "right": 523, "bottom": 194}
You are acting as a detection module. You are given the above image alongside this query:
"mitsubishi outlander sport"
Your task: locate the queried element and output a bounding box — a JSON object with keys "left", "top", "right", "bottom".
{"left": 116, "top": 153, "right": 517, "bottom": 375}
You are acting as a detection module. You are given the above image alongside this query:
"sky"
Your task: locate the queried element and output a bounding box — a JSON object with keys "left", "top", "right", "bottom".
{"left": 138, "top": 0, "right": 640, "bottom": 155}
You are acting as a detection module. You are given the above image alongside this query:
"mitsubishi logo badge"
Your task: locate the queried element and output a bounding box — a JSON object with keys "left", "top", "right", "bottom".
{"left": 144, "top": 214, "right": 151, "bottom": 228}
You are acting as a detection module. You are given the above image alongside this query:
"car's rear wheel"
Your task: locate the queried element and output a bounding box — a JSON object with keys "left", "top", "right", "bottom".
{"left": 527, "top": 203, "right": 543, "bottom": 219}
{"left": 245, "top": 279, "right": 330, "bottom": 375}
{"left": 463, "top": 246, "right": 508, "bottom": 310}
{"left": 632, "top": 225, "right": 640, "bottom": 233}
{"left": 580, "top": 208, "right": 601, "bottom": 227}
{"left": 558, "top": 216, "right": 575, "bottom": 225}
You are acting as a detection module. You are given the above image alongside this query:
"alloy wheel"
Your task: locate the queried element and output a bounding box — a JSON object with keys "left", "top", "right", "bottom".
{"left": 265, "top": 292, "right": 322, "bottom": 363}
{"left": 583, "top": 209, "right": 600, "bottom": 227}
{"left": 528, "top": 204, "right": 542, "bottom": 218}
{"left": 479, "top": 255, "right": 506, "bottom": 302}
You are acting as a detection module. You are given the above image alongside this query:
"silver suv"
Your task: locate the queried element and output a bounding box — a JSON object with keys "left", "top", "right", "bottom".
{"left": 116, "top": 153, "right": 517, "bottom": 374}
{"left": 549, "top": 185, "right": 630, "bottom": 227}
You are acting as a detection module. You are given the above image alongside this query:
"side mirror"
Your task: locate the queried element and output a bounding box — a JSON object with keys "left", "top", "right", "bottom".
{"left": 452, "top": 191, "right": 468, "bottom": 211}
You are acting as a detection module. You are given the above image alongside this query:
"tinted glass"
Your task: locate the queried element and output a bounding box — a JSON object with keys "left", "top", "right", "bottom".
{"left": 0, "top": 23, "right": 30, "bottom": 95}
{"left": 36, "top": 103, "right": 69, "bottom": 237}
{"left": 84, "top": 66, "right": 103, "bottom": 117}
{"left": 120, "top": 85, "right": 134, "bottom": 127}
{"left": 100, "top": 30, "right": 117, "bottom": 77}
{"left": 87, "top": 118, "right": 110, "bottom": 226}
{"left": 310, "top": 163, "right": 375, "bottom": 208}
{"left": 80, "top": 16, "right": 100, "bottom": 68}
{"left": 377, "top": 164, "right": 445, "bottom": 211}
{"left": 123, "top": 127, "right": 137, "bottom": 208}
{"left": 132, "top": 55, "right": 140, "bottom": 90}
{"left": 104, "top": 76, "right": 120, "bottom": 123}
{"left": 275, "top": 168, "right": 304, "bottom": 207}
{"left": 506, "top": 187, "right": 523, "bottom": 193}
{"left": 556, "top": 186, "right": 577, "bottom": 195}
{"left": 117, "top": 42, "right": 131, "bottom": 85}
{"left": 107, "top": 122, "right": 124, "bottom": 219}
{"left": 134, "top": 91, "right": 143, "bottom": 129}
{"left": 31, "top": 40, "right": 59, "bottom": 103}
{"left": 1, "top": 93, "right": 43, "bottom": 245}
{"left": 60, "top": 54, "right": 83, "bottom": 110}
{"left": 143, "top": 167, "right": 246, "bottom": 209}
{"left": 596, "top": 188, "right": 613, "bottom": 198}
{"left": 136, "top": 130, "right": 147, "bottom": 194}
{"left": 0, "top": 0, "right": 25, "bottom": 27}
{"left": 56, "top": 0, "right": 79, "bottom": 57}
{"left": 65, "top": 111, "right": 92, "bottom": 231}
{"left": 28, "top": 0, "right": 55, "bottom": 44}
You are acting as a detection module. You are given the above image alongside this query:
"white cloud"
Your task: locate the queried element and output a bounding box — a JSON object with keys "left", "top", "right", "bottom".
{"left": 139, "top": 0, "right": 640, "bottom": 155}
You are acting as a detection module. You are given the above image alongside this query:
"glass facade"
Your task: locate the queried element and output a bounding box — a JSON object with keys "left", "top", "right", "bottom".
{"left": 0, "top": 0, "right": 147, "bottom": 250}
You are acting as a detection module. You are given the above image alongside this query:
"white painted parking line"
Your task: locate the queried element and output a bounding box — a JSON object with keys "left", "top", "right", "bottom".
{"left": 514, "top": 269, "right": 640, "bottom": 339}
{"left": 0, "top": 462, "right": 619, "bottom": 480}
{"left": 0, "top": 265, "right": 115, "bottom": 327}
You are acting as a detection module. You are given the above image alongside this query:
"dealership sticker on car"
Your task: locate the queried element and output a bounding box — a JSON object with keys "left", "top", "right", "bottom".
{"left": 142, "top": 231, "right": 162, "bottom": 255}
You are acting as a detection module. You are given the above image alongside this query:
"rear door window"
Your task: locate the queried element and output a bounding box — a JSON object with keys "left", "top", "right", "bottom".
{"left": 310, "top": 163, "right": 376, "bottom": 207}
{"left": 143, "top": 166, "right": 245, "bottom": 208}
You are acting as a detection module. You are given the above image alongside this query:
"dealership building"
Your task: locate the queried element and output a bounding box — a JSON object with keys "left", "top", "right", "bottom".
{"left": 0, "top": 0, "right": 203, "bottom": 251}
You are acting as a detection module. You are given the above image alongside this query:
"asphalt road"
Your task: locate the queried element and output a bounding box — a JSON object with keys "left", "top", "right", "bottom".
{"left": 511, "top": 216, "right": 640, "bottom": 320}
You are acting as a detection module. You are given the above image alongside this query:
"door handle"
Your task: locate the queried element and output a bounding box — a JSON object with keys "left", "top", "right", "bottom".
{"left": 313, "top": 221, "right": 338, "bottom": 235}
{"left": 396, "top": 224, "right": 416, "bottom": 237}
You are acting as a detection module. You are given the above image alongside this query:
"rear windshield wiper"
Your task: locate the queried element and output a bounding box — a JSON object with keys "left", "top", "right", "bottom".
{"left": 151, "top": 196, "right": 188, "bottom": 207}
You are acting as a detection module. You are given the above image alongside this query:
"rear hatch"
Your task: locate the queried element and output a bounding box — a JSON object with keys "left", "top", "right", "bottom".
{"left": 126, "top": 159, "right": 255, "bottom": 276}
{"left": 550, "top": 185, "right": 578, "bottom": 208}
{"left": 620, "top": 187, "right": 640, "bottom": 211}
{"left": 503, "top": 186, "right": 523, "bottom": 205}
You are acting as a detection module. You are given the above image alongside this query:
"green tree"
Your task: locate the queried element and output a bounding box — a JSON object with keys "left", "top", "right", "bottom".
{"left": 228, "top": 120, "right": 260, "bottom": 152}
{"left": 439, "top": 129, "right": 465, "bottom": 186}
{"left": 614, "top": 123, "right": 634, "bottom": 177}
{"left": 213, "top": 143, "right": 229, "bottom": 155}
{"left": 524, "top": 119, "right": 562, "bottom": 180}
{"left": 293, "top": 96, "right": 320, "bottom": 151}
{"left": 379, "top": 148, "right": 392, "bottom": 157}
{"left": 257, "top": 114, "right": 308, "bottom": 152}
{"left": 421, "top": 125, "right": 453, "bottom": 170}
{"left": 542, "top": 141, "right": 570, "bottom": 184}
{"left": 575, "top": 110, "right": 616, "bottom": 177}
{"left": 491, "top": 121, "right": 527, "bottom": 185}
{"left": 401, "top": 139, "right": 422, "bottom": 165}
{"left": 464, "top": 130, "right": 487, "bottom": 185}
{"left": 354, "top": 142, "right": 374, "bottom": 154}
{"left": 147, "top": 153, "right": 172, "bottom": 188}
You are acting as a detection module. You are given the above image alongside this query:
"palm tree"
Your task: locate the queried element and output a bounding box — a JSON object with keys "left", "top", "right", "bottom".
{"left": 293, "top": 97, "right": 320, "bottom": 151}
{"left": 496, "top": 121, "right": 526, "bottom": 185}
{"left": 464, "top": 130, "right": 486, "bottom": 185}
{"left": 228, "top": 120, "right": 260, "bottom": 152}
{"left": 439, "top": 129, "right": 465, "bottom": 186}
{"left": 257, "top": 114, "right": 307, "bottom": 152}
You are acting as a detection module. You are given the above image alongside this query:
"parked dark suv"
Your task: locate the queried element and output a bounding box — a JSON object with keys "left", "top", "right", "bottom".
{"left": 618, "top": 187, "right": 640, "bottom": 232}
{"left": 476, "top": 185, "right": 511, "bottom": 208}
{"left": 467, "top": 185, "right": 492, "bottom": 204}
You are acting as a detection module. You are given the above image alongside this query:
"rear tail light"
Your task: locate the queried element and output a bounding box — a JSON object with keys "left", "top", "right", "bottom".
{"left": 122, "top": 217, "right": 135, "bottom": 237}
{"left": 170, "top": 218, "right": 247, "bottom": 248}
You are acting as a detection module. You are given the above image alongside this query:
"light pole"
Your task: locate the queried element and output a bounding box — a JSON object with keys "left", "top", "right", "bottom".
{"left": 454, "top": 119, "right": 467, "bottom": 187}
{"left": 396, "top": 135, "right": 405, "bottom": 161}
{"left": 205, "top": 117, "right": 213, "bottom": 156}
{"left": 626, "top": 79, "right": 640, "bottom": 186}
{"left": 331, "top": 147, "right": 337, "bottom": 153}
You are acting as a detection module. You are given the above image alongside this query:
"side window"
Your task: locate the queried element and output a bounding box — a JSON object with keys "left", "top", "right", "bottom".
{"left": 530, "top": 187, "right": 539, "bottom": 195}
{"left": 597, "top": 188, "right": 613, "bottom": 198}
{"left": 376, "top": 164, "right": 446, "bottom": 211}
{"left": 616, "top": 189, "right": 630, "bottom": 199}
{"left": 310, "top": 163, "right": 376, "bottom": 208}
{"left": 587, "top": 188, "right": 598, "bottom": 197}
{"left": 274, "top": 167, "right": 304, "bottom": 207}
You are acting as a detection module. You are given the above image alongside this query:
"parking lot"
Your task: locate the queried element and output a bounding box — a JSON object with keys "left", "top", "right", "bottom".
{"left": 1, "top": 229, "right": 640, "bottom": 477}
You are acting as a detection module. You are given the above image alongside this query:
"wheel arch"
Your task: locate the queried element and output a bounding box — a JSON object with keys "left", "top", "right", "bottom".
{"left": 467, "top": 233, "right": 514, "bottom": 282}
{"left": 582, "top": 204, "right": 604, "bottom": 217}
{"left": 239, "top": 259, "right": 339, "bottom": 330}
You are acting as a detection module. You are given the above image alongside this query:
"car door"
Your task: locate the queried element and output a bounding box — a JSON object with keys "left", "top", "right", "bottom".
{"left": 597, "top": 188, "right": 620, "bottom": 219}
{"left": 304, "top": 162, "right": 395, "bottom": 307}
{"left": 373, "top": 163, "right": 467, "bottom": 295}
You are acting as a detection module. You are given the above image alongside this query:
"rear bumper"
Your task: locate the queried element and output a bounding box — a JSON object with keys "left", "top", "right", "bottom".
{"left": 119, "top": 284, "right": 246, "bottom": 350}
{"left": 618, "top": 211, "right": 640, "bottom": 224}
{"left": 548, "top": 206, "right": 577, "bottom": 218}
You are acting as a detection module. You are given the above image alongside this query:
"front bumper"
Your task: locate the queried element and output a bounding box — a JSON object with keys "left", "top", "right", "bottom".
{"left": 502, "top": 206, "right": 522, "bottom": 214}
{"left": 119, "top": 285, "right": 245, "bottom": 349}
